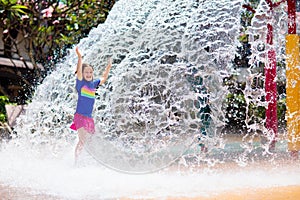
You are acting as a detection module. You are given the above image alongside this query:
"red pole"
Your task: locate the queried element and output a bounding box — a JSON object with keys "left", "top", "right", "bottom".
{"left": 287, "top": 0, "right": 297, "bottom": 34}
{"left": 265, "top": 0, "right": 278, "bottom": 150}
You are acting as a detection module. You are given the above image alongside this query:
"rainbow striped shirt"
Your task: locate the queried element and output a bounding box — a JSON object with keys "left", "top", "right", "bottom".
{"left": 75, "top": 78, "right": 101, "bottom": 118}
{"left": 81, "top": 85, "right": 96, "bottom": 99}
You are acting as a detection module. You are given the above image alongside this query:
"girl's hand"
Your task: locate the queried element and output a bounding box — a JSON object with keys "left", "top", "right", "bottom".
{"left": 75, "top": 46, "right": 83, "bottom": 80}
{"left": 75, "top": 46, "right": 82, "bottom": 58}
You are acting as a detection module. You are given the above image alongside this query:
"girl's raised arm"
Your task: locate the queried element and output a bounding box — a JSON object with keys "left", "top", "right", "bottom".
{"left": 100, "top": 58, "right": 112, "bottom": 85}
{"left": 75, "top": 46, "right": 83, "bottom": 80}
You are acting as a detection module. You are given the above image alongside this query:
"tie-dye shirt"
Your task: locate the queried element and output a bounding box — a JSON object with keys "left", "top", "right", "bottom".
{"left": 75, "top": 78, "right": 101, "bottom": 118}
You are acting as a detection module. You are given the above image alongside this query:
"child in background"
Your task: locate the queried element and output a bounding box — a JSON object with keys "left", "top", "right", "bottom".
{"left": 70, "top": 46, "right": 112, "bottom": 161}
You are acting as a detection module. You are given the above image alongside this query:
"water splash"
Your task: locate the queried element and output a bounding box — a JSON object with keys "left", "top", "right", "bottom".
{"left": 7, "top": 0, "right": 243, "bottom": 173}
{"left": 0, "top": 0, "right": 300, "bottom": 198}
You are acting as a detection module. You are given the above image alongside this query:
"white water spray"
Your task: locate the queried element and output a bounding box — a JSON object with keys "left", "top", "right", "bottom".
{"left": 0, "top": 0, "right": 300, "bottom": 199}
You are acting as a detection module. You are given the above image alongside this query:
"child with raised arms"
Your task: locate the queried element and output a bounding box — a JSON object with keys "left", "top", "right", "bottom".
{"left": 70, "top": 46, "right": 112, "bottom": 162}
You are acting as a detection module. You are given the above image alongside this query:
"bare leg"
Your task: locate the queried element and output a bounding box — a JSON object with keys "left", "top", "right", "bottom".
{"left": 75, "top": 127, "right": 89, "bottom": 162}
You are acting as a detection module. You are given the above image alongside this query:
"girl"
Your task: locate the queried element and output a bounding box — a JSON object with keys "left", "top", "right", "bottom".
{"left": 70, "top": 46, "right": 112, "bottom": 161}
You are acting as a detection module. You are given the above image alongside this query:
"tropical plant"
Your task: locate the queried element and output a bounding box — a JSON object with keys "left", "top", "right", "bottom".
{"left": 0, "top": 0, "right": 115, "bottom": 72}
{"left": 0, "top": 96, "right": 9, "bottom": 122}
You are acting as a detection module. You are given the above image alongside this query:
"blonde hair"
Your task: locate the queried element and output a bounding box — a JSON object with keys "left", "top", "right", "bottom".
{"left": 82, "top": 63, "right": 94, "bottom": 72}
{"left": 75, "top": 63, "right": 94, "bottom": 74}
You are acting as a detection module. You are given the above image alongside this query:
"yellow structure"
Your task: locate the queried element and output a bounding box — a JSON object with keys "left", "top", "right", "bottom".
{"left": 286, "top": 34, "right": 300, "bottom": 152}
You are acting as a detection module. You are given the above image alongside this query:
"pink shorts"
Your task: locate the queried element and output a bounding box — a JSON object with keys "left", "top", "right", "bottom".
{"left": 70, "top": 113, "right": 95, "bottom": 134}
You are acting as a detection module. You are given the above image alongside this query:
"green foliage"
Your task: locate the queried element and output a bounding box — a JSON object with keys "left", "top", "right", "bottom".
{"left": 225, "top": 93, "right": 247, "bottom": 129}
{"left": 0, "top": 96, "right": 9, "bottom": 122}
{"left": 0, "top": 0, "right": 115, "bottom": 71}
{"left": 277, "top": 97, "right": 286, "bottom": 124}
{"left": 225, "top": 92, "right": 287, "bottom": 129}
{"left": 0, "top": 0, "right": 28, "bottom": 18}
